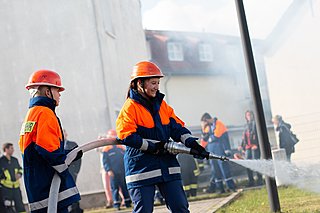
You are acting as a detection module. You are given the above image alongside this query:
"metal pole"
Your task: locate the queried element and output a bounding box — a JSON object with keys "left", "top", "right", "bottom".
{"left": 234, "top": 0, "right": 281, "bottom": 212}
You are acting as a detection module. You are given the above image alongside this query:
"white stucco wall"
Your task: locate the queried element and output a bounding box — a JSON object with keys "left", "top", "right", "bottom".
{"left": 0, "top": 0, "right": 147, "bottom": 201}
{"left": 264, "top": 3, "right": 320, "bottom": 163}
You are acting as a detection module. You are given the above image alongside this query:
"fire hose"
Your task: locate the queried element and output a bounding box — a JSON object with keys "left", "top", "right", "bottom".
{"left": 47, "top": 138, "right": 119, "bottom": 213}
{"left": 47, "top": 140, "right": 228, "bottom": 212}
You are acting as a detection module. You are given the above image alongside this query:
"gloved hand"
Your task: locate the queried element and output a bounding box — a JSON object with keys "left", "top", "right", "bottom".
{"left": 186, "top": 139, "right": 209, "bottom": 160}
{"left": 149, "top": 141, "right": 167, "bottom": 155}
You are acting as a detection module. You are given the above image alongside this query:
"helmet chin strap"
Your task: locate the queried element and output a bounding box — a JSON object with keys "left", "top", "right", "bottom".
{"left": 141, "top": 79, "right": 147, "bottom": 95}
{"left": 140, "top": 79, "right": 154, "bottom": 100}
{"left": 48, "top": 87, "right": 57, "bottom": 105}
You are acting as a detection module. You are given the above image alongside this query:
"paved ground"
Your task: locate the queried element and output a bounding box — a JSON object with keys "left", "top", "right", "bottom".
{"left": 153, "top": 190, "right": 241, "bottom": 213}
{"left": 153, "top": 197, "right": 226, "bottom": 213}
{"left": 85, "top": 190, "right": 242, "bottom": 213}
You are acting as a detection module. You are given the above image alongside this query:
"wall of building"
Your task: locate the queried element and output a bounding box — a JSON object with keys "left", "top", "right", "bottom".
{"left": 264, "top": 2, "right": 320, "bottom": 163}
{"left": 161, "top": 74, "right": 251, "bottom": 127}
{"left": 0, "top": 0, "right": 147, "bottom": 204}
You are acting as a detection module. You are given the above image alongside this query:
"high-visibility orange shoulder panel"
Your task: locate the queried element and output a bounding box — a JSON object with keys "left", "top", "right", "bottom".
{"left": 19, "top": 106, "right": 62, "bottom": 153}
{"left": 214, "top": 120, "right": 228, "bottom": 138}
{"left": 116, "top": 99, "right": 185, "bottom": 140}
{"left": 160, "top": 100, "right": 185, "bottom": 127}
{"left": 116, "top": 99, "right": 137, "bottom": 140}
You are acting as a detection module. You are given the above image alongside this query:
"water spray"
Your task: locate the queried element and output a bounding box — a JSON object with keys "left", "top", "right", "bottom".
{"left": 230, "top": 158, "right": 320, "bottom": 194}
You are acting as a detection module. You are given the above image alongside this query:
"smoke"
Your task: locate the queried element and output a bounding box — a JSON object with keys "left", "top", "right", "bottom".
{"left": 231, "top": 159, "right": 320, "bottom": 194}
{"left": 141, "top": 0, "right": 292, "bottom": 38}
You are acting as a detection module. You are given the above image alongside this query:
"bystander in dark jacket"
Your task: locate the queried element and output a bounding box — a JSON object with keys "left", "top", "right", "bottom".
{"left": 272, "top": 115, "right": 296, "bottom": 161}
{"left": 0, "top": 143, "right": 26, "bottom": 212}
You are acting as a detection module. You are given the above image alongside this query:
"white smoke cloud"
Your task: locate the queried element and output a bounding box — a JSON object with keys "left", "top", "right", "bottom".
{"left": 142, "top": 0, "right": 292, "bottom": 39}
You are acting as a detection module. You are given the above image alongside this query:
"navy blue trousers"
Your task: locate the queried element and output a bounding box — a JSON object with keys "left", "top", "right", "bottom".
{"left": 129, "top": 180, "right": 189, "bottom": 213}
{"left": 207, "top": 142, "right": 235, "bottom": 191}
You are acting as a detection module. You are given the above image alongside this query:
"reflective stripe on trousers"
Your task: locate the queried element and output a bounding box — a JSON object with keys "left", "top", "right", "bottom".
{"left": 29, "top": 187, "right": 79, "bottom": 211}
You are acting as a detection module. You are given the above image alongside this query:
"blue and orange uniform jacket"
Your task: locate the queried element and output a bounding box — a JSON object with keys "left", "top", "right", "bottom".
{"left": 116, "top": 89, "right": 196, "bottom": 189}
{"left": 102, "top": 145, "right": 125, "bottom": 175}
{"left": 19, "top": 96, "right": 80, "bottom": 212}
{"left": 201, "top": 119, "right": 231, "bottom": 155}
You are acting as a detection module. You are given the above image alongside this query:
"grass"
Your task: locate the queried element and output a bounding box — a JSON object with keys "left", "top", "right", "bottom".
{"left": 217, "top": 186, "right": 320, "bottom": 213}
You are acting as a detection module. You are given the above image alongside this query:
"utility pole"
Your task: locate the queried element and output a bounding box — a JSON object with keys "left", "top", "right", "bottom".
{"left": 234, "top": 0, "right": 281, "bottom": 212}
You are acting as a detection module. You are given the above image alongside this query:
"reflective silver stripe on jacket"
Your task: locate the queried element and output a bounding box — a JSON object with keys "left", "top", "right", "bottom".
{"left": 29, "top": 187, "right": 79, "bottom": 211}
{"left": 126, "top": 169, "right": 162, "bottom": 183}
{"left": 125, "top": 166, "right": 181, "bottom": 184}
{"left": 180, "top": 133, "right": 193, "bottom": 144}
{"left": 52, "top": 163, "right": 68, "bottom": 173}
{"left": 169, "top": 167, "right": 181, "bottom": 174}
{"left": 141, "top": 139, "right": 149, "bottom": 151}
{"left": 141, "top": 139, "right": 161, "bottom": 151}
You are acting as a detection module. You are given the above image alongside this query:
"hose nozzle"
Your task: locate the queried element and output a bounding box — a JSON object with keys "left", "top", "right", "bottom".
{"left": 209, "top": 153, "right": 229, "bottom": 161}
{"left": 164, "top": 142, "right": 229, "bottom": 161}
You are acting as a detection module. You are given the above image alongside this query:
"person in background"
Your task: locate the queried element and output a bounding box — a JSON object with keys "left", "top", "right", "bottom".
{"left": 0, "top": 149, "right": 5, "bottom": 212}
{"left": 96, "top": 133, "right": 113, "bottom": 208}
{"left": 239, "top": 110, "right": 263, "bottom": 187}
{"left": 272, "top": 115, "right": 296, "bottom": 162}
{"left": 0, "top": 167, "right": 5, "bottom": 212}
{"left": 63, "top": 129, "right": 83, "bottom": 213}
{"left": 177, "top": 153, "right": 200, "bottom": 197}
{"left": 19, "top": 70, "right": 82, "bottom": 213}
{"left": 116, "top": 61, "right": 207, "bottom": 212}
{"left": 0, "top": 143, "right": 26, "bottom": 213}
{"left": 201, "top": 113, "right": 236, "bottom": 193}
{"left": 97, "top": 130, "right": 126, "bottom": 208}
{"left": 102, "top": 129, "right": 131, "bottom": 211}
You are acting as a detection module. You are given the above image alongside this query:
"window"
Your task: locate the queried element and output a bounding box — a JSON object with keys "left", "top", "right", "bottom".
{"left": 199, "top": 43, "right": 213, "bottom": 62}
{"left": 167, "top": 42, "right": 184, "bottom": 61}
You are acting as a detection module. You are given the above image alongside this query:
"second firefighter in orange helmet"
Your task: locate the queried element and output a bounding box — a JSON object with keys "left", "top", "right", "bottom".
{"left": 116, "top": 61, "right": 207, "bottom": 212}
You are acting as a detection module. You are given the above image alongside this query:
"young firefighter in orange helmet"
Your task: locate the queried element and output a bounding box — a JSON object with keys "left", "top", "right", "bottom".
{"left": 19, "top": 70, "right": 82, "bottom": 213}
{"left": 116, "top": 61, "right": 207, "bottom": 212}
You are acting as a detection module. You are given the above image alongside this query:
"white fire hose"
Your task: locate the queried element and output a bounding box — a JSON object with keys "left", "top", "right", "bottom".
{"left": 46, "top": 140, "right": 227, "bottom": 212}
{"left": 47, "top": 138, "right": 120, "bottom": 213}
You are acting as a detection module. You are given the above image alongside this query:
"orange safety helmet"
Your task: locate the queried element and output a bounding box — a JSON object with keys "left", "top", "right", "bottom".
{"left": 106, "top": 129, "right": 117, "bottom": 138}
{"left": 130, "top": 61, "right": 164, "bottom": 81}
{"left": 25, "top": 70, "right": 65, "bottom": 91}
